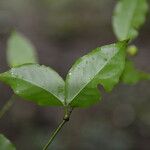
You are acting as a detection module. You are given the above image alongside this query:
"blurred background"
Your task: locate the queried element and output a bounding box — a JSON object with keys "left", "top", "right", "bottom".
{"left": 0, "top": 0, "right": 150, "bottom": 149}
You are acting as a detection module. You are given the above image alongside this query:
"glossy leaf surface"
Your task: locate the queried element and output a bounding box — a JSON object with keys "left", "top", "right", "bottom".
{"left": 7, "top": 31, "right": 38, "bottom": 67}
{"left": 121, "top": 60, "right": 150, "bottom": 84}
{"left": 0, "top": 64, "right": 65, "bottom": 106}
{"left": 66, "top": 41, "right": 128, "bottom": 107}
{"left": 0, "top": 134, "right": 16, "bottom": 150}
{"left": 113, "top": 0, "right": 148, "bottom": 40}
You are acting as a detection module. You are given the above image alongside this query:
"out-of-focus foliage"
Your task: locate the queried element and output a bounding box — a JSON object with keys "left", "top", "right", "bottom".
{"left": 0, "top": 134, "right": 16, "bottom": 150}
{"left": 121, "top": 60, "right": 150, "bottom": 84}
{"left": 113, "top": 0, "right": 148, "bottom": 41}
{"left": 7, "top": 31, "right": 38, "bottom": 67}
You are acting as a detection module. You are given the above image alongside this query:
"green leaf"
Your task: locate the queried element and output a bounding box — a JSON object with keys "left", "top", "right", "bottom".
{"left": 121, "top": 60, "right": 150, "bottom": 84}
{"left": 65, "top": 41, "right": 128, "bottom": 107}
{"left": 113, "top": 0, "right": 148, "bottom": 40}
{"left": 0, "top": 134, "right": 16, "bottom": 150}
{"left": 0, "top": 64, "right": 65, "bottom": 106}
{"left": 7, "top": 31, "right": 38, "bottom": 67}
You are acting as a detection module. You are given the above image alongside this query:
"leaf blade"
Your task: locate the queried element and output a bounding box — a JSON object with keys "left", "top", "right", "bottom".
{"left": 121, "top": 60, "right": 150, "bottom": 84}
{"left": 0, "top": 64, "right": 65, "bottom": 106}
{"left": 0, "top": 134, "right": 16, "bottom": 150}
{"left": 113, "top": 0, "right": 148, "bottom": 40}
{"left": 7, "top": 31, "right": 38, "bottom": 67}
{"left": 65, "top": 41, "right": 128, "bottom": 107}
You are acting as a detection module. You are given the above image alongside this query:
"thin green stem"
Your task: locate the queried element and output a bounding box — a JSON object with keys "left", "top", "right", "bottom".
{"left": 0, "top": 95, "right": 15, "bottom": 119}
{"left": 42, "top": 106, "right": 73, "bottom": 150}
{"left": 42, "top": 119, "right": 67, "bottom": 150}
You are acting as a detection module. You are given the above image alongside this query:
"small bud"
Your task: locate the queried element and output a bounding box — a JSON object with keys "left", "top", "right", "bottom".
{"left": 63, "top": 115, "right": 69, "bottom": 121}
{"left": 127, "top": 45, "right": 138, "bottom": 56}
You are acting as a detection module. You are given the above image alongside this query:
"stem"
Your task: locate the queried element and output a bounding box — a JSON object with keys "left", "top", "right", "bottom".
{"left": 42, "top": 119, "right": 67, "bottom": 150}
{"left": 0, "top": 95, "right": 15, "bottom": 119}
{"left": 42, "top": 107, "right": 73, "bottom": 150}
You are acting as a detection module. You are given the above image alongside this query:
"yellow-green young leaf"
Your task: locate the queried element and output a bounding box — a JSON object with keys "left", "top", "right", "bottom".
{"left": 121, "top": 60, "right": 150, "bottom": 84}
{"left": 0, "top": 134, "right": 16, "bottom": 150}
{"left": 0, "top": 64, "right": 65, "bottom": 106}
{"left": 65, "top": 41, "right": 128, "bottom": 107}
{"left": 113, "top": 0, "right": 148, "bottom": 41}
{"left": 7, "top": 31, "right": 38, "bottom": 67}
